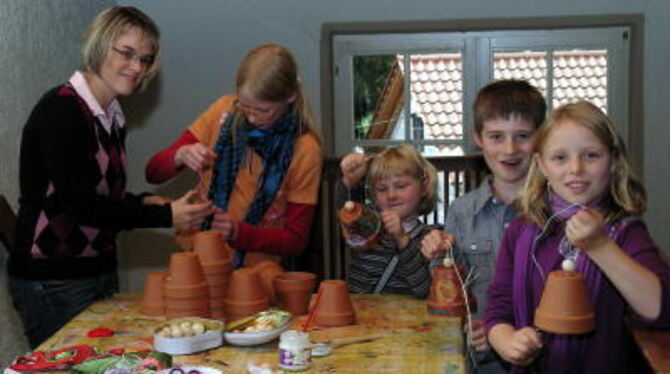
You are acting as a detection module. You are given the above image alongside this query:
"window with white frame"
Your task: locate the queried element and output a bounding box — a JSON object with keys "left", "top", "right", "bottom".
{"left": 332, "top": 27, "right": 630, "bottom": 157}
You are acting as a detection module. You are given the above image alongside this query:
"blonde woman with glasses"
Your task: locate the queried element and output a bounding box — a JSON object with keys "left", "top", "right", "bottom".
{"left": 9, "top": 6, "right": 213, "bottom": 348}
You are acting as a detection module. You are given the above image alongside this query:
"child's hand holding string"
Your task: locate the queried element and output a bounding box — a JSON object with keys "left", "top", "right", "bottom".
{"left": 566, "top": 207, "right": 611, "bottom": 251}
{"left": 420, "top": 230, "right": 455, "bottom": 260}
{"left": 211, "top": 208, "right": 239, "bottom": 241}
{"left": 380, "top": 210, "right": 409, "bottom": 249}
{"left": 340, "top": 153, "right": 371, "bottom": 187}
{"left": 466, "top": 319, "right": 489, "bottom": 353}
{"left": 490, "top": 325, "right": 542, "bottom": 366}
{"left": 175, "top": 142, "right": 216, "bottom": 173}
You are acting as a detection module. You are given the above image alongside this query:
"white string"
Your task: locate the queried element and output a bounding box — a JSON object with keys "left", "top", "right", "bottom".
{"left": 529, "top": 201, "right": 585, "bottom": 280}
{"left": 444, "top": 240, "right": 477, "bottom": 369}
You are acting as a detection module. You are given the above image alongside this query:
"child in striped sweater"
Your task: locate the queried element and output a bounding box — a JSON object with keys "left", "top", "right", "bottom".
{"left": 337, "top": 145, "right": 439, "bottom": 298}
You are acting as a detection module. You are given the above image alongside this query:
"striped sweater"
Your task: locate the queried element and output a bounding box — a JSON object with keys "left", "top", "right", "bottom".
{"left": 336, "top": 181, "right": 439, "bottom": 298}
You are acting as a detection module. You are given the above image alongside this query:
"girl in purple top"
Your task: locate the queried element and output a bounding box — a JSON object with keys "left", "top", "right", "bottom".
{"left": 485, "top": 101, "right": 670, "bottom": 373}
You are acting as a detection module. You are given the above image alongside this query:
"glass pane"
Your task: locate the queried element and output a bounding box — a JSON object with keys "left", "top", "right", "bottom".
{"left": 493, "top": 51, "right": 548, "bottom": 96}
{"left": 352, "top": 54, "right": 400, "bottom": 140}
{"left": 552, "top": 49, "right": 607, "bottom": 113}
{"left": 409, "top": 53, "right": 464, "bottom": 156}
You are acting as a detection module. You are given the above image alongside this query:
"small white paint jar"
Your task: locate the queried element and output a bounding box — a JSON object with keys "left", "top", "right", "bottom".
{"left": 278, "top": 330, "right": 311, "bottom": 371}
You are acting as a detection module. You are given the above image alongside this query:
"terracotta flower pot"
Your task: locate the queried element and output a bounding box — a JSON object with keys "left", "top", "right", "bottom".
{"left": 535, "top": 270, "right": 595, "bottom": 334}
{"left": 211, "top": 308, "right": 226, "bottom": 321}
{"left": 313, "top": 280, "right": 356, "bottom": 327}
{"left": 201, "top": 260, "right": 232, "bottom": 276}
{"left": 225, "top": 268, "right": 269, "bottom": 303}
{"left": 273, "top": 272, "right": 317, "bottom": 316}
{"left": 167, "top": 252, "right": 206, "bottom": 286}
{"left": 165, "top": 307, "right": 210, "bottom": 319}
{"left": 253, "top": 260, "right": 285, "bottom": 304}
{"left": 194, "top": 231, "right": 231, "bottom": 263}
{"left": 427, "top": 265, "right": 476, "bottom": 317}
{"left": 140, "top": 271, "right": 168, "bottom": 316}
{"left": 164, "top": 281, "right": 209, "bottom": 299}
{"left": 164, "top": 296, "right": 210, "bottom": 311}
{"left": 224, "top": 298, "right": 269, "bottom": 322}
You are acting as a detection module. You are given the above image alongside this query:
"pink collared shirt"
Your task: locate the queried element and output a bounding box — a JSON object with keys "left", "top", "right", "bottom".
{"left": 69, "top": 71, "right": 125, "bottom": 134}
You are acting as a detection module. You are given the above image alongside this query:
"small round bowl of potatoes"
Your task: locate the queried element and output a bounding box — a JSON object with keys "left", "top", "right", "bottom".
{"left": 224, "top": 310, "right": 292, "bottom": 346}
{"left": 154, "top": 318, "right": 224, "bottom": 355}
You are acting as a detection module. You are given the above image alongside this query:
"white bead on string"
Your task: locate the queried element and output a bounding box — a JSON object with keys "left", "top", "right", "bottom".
{"left": 562, "top": 258, "right": 577, "bottom": 273}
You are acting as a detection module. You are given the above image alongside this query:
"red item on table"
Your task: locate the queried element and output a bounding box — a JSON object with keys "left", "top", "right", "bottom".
{"left": 87, "top": 327, "right": 115, "bottom": 337}
{"left": 10, "top": 345, "right": 104, "bottom": 372}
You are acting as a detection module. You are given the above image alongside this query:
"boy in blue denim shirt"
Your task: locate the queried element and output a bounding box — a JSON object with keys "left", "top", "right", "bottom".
{"left": 421, "top": 80, "right": 546, "bottom": 373}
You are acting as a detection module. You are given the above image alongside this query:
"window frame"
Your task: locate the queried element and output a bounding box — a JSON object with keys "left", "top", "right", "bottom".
{"left": 321, "top": 15, "right": 644, "bottom": 171}
{"left": 331, "top": 27, "right": 630, "bottom": 156}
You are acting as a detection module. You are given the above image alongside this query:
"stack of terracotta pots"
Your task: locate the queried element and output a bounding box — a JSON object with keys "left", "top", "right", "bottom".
{"left": 139, "top": 271, "right": 169, "bottom": 316}
{"left": 313, "top": 280, "right": 356, "bottom": 327}
{"left": 164, "top": 251, "right": 210, "bottom": 318}
{"left": 224, "top": 268, "right": 270, "bottom": 322}
{"left": 253, "top": 260, "right": 285, "bottom": 305}
{"left": 193, "top": 231, "right": 233, "bottom": 321}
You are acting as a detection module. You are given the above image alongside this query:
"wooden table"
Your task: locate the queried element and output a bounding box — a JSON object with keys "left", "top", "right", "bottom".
{"left": 631, "top": 327, "right": 670, "bottom": 373}
{"left": 39, "top": 294, "right": 466, "bottom": 373}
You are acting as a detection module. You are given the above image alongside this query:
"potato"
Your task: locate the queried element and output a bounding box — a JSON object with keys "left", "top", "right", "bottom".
{"left": 192, "top": 322, "right": 206, "bottom": 335}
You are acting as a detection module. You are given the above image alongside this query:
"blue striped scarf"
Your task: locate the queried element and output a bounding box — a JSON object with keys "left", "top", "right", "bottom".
{"left": 206, "top": 106, "right": 299, "bottom": 268}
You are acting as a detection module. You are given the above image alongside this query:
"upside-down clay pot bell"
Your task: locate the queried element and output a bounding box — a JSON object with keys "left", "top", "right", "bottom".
{"left": 339, "top": 201, "right": 381, "bottom": 251}
{"left": 534, "top": 260, "right": 595, "bottom": 334}
{"left": 427, "top": 258, "right": 476, "bottom": 317}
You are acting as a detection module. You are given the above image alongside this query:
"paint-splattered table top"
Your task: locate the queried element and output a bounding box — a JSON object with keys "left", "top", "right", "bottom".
{"left": 39, "top": 293, "right": 465, "bottom": 373}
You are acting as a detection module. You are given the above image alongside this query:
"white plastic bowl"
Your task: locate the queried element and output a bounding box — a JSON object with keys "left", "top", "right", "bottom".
{"left": 224, "top": 317, "right": 292, "bottom": 346}
{"left": 154, "top": 318, "right": 224, "bottom": 355}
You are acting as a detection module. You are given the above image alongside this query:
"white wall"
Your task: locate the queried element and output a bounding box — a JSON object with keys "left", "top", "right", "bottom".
{"left": 0, "top": 0, "right": 114, "bottom": 205}
{"left": 2, "top": 0, "right": 668, "bottom": 292}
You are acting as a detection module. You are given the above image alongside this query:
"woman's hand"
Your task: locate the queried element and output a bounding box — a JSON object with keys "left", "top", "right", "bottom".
{"left": 174, "top": 143, "right": 216, "bottom": 172}
{"left": 211, "top": 209, "right": 239, "bottom": 241}
{"left": 420, "top": 230, "right": 455, "bottom": 260}
{"left": 566, "top": 207, "right": 611, "bottom": 251}
{"left": 142, "top": 195, "right": 172, "bottom": 206}
{"left": 380, "top": 209, "right": 409, "bottom": 249}
{"left": 340, "top": 153, "right": 371, "bottom": 187}
{"left": 170, "top": 190, "right": 214, "bottom": 231}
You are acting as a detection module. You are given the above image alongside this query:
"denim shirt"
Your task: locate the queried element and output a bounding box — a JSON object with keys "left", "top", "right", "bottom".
{"left": 431, "top": 176, "right": 517, "bottom": 318}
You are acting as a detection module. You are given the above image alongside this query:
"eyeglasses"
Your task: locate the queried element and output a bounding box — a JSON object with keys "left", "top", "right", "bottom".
{"left": 111, "top": 47, "right": 155, "bottom": 68}
{"left": 234, "top": 99, "right": 275, "bottom": 115}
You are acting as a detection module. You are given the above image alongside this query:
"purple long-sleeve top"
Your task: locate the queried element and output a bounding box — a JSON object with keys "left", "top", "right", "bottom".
{"left": 485, "top": 218, "right": 670, "bottom": 373}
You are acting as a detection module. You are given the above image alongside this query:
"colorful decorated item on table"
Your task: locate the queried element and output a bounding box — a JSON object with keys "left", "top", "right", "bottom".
{"left": 338, "top": 201, "right": 381, "bottom": 251}
{"left": 71, "top": 351, "right": 171, "bottom": 374}
{"left": 9, "top": 345, "right": 106, "bottom": 372}
{"left": 7, "top": 346, "right": 162, "bottom": 373}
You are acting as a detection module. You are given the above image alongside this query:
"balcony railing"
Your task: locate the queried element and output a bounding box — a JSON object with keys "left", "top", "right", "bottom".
{"left": 292, "top": 155, "right": 489, "bottom": 281}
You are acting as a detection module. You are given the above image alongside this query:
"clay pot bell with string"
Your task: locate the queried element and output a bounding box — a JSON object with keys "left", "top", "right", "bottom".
{"left": 427, "top": 249, "right": 476, "bottom": 318}
{"left": 338, "top": 200, "right": 381, "bottom": 251}
{"left": 535, "top": 257, "right": 596, "bottom": 335}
